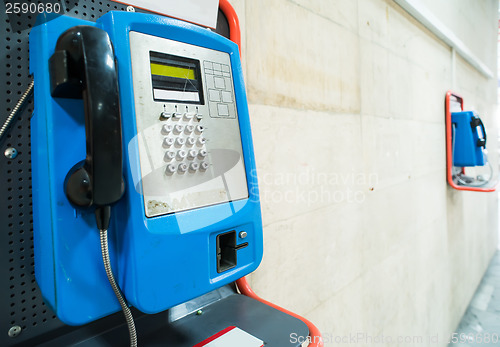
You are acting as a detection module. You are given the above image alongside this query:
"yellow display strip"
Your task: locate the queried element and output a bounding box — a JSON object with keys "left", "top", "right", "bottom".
{"left": 151, "top": 63, "right": 196, "bottom": 80}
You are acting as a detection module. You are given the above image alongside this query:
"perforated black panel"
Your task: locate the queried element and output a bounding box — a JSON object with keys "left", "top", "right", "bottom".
{"left": 0, "top": 1, "right": 230, "bottom": 346}
{"left": 1, "top": 2, "right": 49, "bottom": 345}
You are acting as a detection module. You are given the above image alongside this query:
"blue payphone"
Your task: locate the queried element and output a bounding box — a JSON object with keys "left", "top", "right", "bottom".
{"left": 30, "top": 10, "right": 263, "bottom": 332}
{"left": 445, "top": 91, "right": 496, "bottom": 191}
{"left": 451, "top": 111, "right": 487, "bottom": 167}
{"left": 450, "top": 109, "right": 493, "bottom": 187}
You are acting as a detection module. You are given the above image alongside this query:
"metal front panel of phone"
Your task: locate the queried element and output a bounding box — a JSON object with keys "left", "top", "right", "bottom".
{"left": 129, "top": 32, "right": 248, "bottom": 217}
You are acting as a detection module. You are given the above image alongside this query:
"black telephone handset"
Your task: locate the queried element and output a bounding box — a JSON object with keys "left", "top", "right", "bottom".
{"left": 471, "top": 116, "right": 487, "bottom": 148}
{"left": 48, "top": 27, "right": 136, "bottom": 342}
{"left": 49, "top": 26, "right": 124, "bottom": 230}
{"left": 476, "top": 118, "right": 487, "bottom": 148}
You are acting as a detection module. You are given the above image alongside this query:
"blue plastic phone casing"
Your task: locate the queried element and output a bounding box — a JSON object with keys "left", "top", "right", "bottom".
{"left": 30, "top": 11, "right": 263, "bottom": 325}
{"left": 451, "top": 111, "right": 486, "bottom": 167}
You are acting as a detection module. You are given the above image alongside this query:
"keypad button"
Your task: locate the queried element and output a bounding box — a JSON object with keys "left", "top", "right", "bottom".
{"left": 197, "top": 137, "right": 206, "bottom": 146}
{"left": 208, "top": 102, "right": 218, "bottom": 118}
{"left": 178, "top": 163, "right": 188, "bottom": 173}
{"left": 162, "top": 124, "right": 173, "bottom": 134}
{"left": 190, "top": 162, "right": 200, "bottom": 172}
{"left": 165, "top": 164, "right": 176, "bottom": 174}
{"left": 204, "top": 61, "right": 213, "bottom": 69}
{"left": 196, "top": 113, "right": 203, "bottom": 121}
{"left": 209, "top": 89, "right": 221, "bottom": 102}
{"left": 188, "top": 149, "right": 197, "bottom": 159}
{"left": 160, "top": 111, "right": 171, "bottom": 120}
{"left": 222, "top": 64, "right": 230, "bottom": 73}
{"left": 163, "top": 137, "right": 174, "bottom": 147}
{"left": 185, "top": 125, "right": 195, "bottom": 134}
{"left": 217, "top": 104, "right": 229, "bottom": 116}
{"left": 174, "top": 125, "right": 184, "bottom": 134}
{"left": 164, "top": 151, "right": 175, "bottom": 161}
{"left": 172, "top": 112, "right": 183, "bottom": 120}
{"left": 198, "top": 149, "right": 207, "bottom": 159}
{"left": 177, "top": 150, "right": 187, "bottom": 160}
{"left": 221, "top": 91, "right": 233, "bottom": 103}
{"left": 213, "top": 63, "right": 222, "bottom": 72}
{"left": 175, "top": 138, "right": 185, "bottom": 147}
{"left": 227, "top": 103, "right": 236, "bottom": 118}
{"left": 224, "top": 77, "right": 232, "bottom": 91}
{"left": 186, "top": 137, "right": 196, "bottom": 147}
{"left": 184, "top": 112, "right": 195, "bottom": 120}
{"left": 195, "top": 125, "right": 204, "bottom": 134}
{"left": 206, "top": 75, "right": 215, "bottom": 89}
{"left": 200, "top": 162, "right": 209, "bottom": 171}
{"left": 214, "top": 77, "right": 225, "bottom": 89}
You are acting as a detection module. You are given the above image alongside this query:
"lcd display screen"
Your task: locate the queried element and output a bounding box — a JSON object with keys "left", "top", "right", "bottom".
{"left": 150, "top": 51, "right": 204, "bottom": 104}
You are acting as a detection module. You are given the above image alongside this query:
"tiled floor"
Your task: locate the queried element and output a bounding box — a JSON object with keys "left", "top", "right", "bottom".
{"left": 449, "top": 251, "right": 500, "bottom": 347}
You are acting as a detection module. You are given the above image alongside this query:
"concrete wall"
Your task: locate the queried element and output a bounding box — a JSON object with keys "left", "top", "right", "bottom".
{"left": 228, "top": 0, "right": 499, "bottom": 345}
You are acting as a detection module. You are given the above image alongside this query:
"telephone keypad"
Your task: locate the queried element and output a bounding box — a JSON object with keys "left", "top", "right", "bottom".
{"left": 131, "top": 32, "right": 248, "bottom": 216}
{"left": 159, "top": 104, "right": 209, "bottom": 175}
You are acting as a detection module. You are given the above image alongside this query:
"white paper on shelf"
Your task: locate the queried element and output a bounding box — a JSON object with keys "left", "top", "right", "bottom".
{"left": 195, "top": 327, "right": 264, "bottom": 347}
{"left": 111, "top": 0, "right": 219, "bottom": 29}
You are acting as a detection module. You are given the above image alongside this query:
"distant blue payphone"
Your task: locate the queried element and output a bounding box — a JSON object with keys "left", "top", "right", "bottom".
{"left": 30, "top": 11, "right": 263, "bottom": 327}
{"left": 451, "top": 111, "right": 487, "bottom": 167}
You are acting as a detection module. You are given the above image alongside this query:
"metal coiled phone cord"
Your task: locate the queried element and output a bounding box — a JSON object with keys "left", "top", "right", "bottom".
{"left": 100, "top": 229, "right": 138, "bottom": 347}
{"left": 0, "top": 79, "right": 34, "bottom": 140}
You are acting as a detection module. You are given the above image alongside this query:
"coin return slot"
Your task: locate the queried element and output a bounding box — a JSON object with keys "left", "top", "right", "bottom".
{"left": 216, "top": 231, "right": 248, "bottom": 273}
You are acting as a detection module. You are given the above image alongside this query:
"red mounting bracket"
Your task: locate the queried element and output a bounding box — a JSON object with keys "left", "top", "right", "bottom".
{"left": 445, "top": 90, "right": 497, "bottom": 192}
